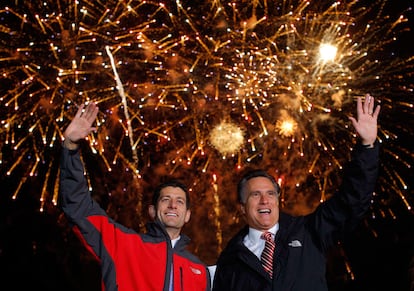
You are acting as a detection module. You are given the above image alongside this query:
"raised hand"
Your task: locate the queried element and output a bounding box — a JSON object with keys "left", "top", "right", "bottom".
{"left": 348, "top": 94, "right": 380, "bottom": 147}
{"left": 63, "top": 103, "right": 99, "bottom": 150}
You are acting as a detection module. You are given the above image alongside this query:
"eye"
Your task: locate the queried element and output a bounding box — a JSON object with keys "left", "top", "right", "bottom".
{"left": 160, "top": 197, "right": 170, "bottom": 203}
{"left": 249, "top": 192, "right": 260, "bottom": 198}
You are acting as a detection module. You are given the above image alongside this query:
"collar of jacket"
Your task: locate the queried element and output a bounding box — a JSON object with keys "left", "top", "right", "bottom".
{"left": 145, "top": 220, "right": 191, "bottom": 250}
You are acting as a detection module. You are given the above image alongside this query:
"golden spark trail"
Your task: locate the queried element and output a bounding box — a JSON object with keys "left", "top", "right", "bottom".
{"left": 105, "top": 45, "right": 139, "bottom": 168}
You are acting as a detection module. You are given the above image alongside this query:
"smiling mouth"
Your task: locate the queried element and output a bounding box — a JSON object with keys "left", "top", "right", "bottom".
{"left": 166, "top": 213, "right": 178, "bottom": 217}
{"left": 258, "top": 209, "right": 271, "bottom": 214}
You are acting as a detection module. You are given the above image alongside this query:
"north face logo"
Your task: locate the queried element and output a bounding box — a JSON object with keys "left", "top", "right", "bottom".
{"left": 190, "top": 266, "right": 202, "bottom": 275}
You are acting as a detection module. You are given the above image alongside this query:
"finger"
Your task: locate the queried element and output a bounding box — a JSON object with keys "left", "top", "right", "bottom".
{"left": 84, "top": 106, "right": 92, "bottom": 119}
{"left": 356, "top": 96, "right": 363, "bottom": 116}
{"left": 372, "top": 104, "right": 381, "bottom": 119}
{"left": 367, "top": 95, "right": 375, "bottom": 114}
{"left": 348, "top": 116, "right": 357, "bottom": 129}
{"left": 75, "top": 104, "right": 85, "bottom": 118}
{"left": 363, "top": 94, "right": 371, "bottom": 114}
{"left": 89, "top": 104, "right": 99, "bottom": 121}
{"left": 84, "top": 103, "right": 98, "bottom": 120}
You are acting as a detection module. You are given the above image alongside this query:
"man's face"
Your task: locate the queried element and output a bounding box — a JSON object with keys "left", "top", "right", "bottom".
{"left": 241, "top": 176, "right": 279, "bottom": 231}
{"left": 149, "top": 186, "right": 191, "bottom": 238}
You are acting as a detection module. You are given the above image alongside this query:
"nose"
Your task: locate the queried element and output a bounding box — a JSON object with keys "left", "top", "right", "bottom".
{"left": 259, "top": 193, "right": 269, "bottom": 204}
{"left": 168, "top": 199, "right": 177, "bottom": 208}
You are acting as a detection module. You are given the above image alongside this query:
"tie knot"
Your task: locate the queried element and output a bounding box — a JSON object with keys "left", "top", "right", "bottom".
{"left": 261, "top": 231, "right": 273, "bottom": 241}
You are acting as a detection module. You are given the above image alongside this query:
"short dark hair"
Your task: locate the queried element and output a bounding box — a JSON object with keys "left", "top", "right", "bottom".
{"left": 152, "top": 179, "right": 191, "bottom": 209}
{"left": 237, "top": 169, "right": 281, "bottom": 203}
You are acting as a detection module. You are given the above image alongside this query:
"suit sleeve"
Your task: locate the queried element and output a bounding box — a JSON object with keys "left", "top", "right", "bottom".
{"left": 308, "top": 142, "right": 380, "bottom": 250}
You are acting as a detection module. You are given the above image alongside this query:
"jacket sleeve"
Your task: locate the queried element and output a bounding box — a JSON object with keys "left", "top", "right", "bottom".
{"left": 59, "top": 145, "right": 123, "bottom": 266}
{"left": 59, "top": 146, "right": 108, "bottom": 224}
{"left": 308, "top": 142, "right": 380, "bottom": 250}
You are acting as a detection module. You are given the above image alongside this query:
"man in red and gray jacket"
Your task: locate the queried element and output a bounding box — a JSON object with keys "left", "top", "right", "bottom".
{"left": 60, "top": 102, "right": 210, "bottom": 291}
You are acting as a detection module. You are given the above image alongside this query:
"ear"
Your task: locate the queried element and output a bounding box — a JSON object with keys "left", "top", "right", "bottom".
{"left": 148, "top": 205, "right": 156, "bottom": 220}
{"left": 240, "top": 204, "right": 246, "bottom": 215}
{"left": 184, "top": 209, "right": 191, "bottom": 223}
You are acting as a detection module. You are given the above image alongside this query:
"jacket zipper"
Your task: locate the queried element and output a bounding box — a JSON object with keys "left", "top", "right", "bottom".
{"left": 180, "top": 266, "right": 184, "bottom": 291}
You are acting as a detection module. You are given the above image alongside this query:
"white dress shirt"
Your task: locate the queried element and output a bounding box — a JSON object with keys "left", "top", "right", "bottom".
{"left": 243, "top": 224, "right": 279, "bottom": 259}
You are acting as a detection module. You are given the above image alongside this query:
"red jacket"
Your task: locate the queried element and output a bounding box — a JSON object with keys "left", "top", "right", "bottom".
{"left": 60, "top": 147, "right": 210, "bottom": 291}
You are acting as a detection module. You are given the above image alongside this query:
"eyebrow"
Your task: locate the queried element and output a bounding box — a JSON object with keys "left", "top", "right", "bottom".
{"left": 249, "top": 190, "right": 277, "bottom": 194}
{"left": 159, "top": 194, "right": 186, "bottom": 201}
{"left": 246, "top": 190, "right": 279, "bottom": 200}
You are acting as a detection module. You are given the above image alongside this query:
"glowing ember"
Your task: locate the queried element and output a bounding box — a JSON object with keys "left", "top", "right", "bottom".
{"left": 209, "top": 121, "right": 244, "bottom": 156}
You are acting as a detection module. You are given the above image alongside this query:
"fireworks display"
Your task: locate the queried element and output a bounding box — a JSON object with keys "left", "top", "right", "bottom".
{"left": 0, "top": 0, "right": 413, "bottom": 285}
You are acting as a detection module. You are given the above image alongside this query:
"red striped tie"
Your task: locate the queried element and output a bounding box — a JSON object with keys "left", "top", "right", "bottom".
{"left": 261, "top": 231, "right": 275, "bottom": 278}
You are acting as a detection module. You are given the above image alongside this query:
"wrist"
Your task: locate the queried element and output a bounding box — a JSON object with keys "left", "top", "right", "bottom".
{"left": 63, "top": 138, "right": 79, "bottom": 150}
{"left": 361, "top": 140, "right": 376, "bottom": 148}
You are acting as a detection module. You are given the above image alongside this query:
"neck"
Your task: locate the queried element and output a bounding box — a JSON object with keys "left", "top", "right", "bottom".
{"left": 167, "top": 229, "right": 181, "bottom": 240}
